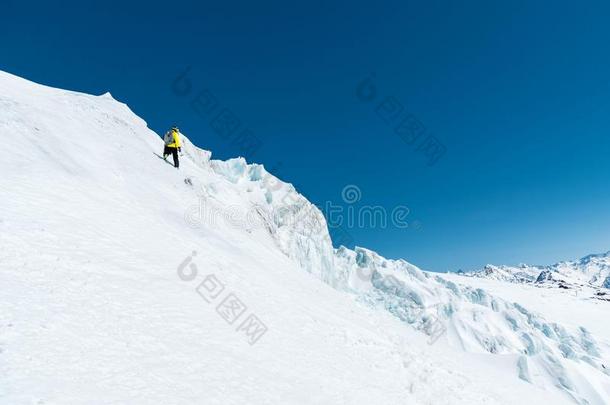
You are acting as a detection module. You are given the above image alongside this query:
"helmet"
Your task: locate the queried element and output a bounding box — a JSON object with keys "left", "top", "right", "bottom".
{"left": 171, "top": 125, "right": 179, "bottom": 132}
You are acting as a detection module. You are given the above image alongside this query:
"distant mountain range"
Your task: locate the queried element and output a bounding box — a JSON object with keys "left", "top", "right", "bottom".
{"left": 459, "top": 251, "right": 610, "bottom": 298}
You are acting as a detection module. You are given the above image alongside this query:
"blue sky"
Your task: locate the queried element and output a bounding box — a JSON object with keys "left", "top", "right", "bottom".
{"left": 3, "top": 0, "right": 610, "bottom": 271}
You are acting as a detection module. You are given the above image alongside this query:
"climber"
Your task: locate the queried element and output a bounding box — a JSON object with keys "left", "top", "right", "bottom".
{"left": 163, "top": 126, "right": 182, "bottom": 168}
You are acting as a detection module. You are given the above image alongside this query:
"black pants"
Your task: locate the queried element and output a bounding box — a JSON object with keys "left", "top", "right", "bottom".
{"left": 163, "top": 146, "right": 179, "bottom": 168}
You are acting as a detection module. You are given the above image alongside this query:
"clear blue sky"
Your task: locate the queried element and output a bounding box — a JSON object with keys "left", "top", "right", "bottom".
{"left": 3, "top": 0, "right": 610, "bottom": 271}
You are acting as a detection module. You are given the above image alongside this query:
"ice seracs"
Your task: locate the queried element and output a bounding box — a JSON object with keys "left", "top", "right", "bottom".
{"left": 1, "top": 69, "right": 609, "bottom": 404}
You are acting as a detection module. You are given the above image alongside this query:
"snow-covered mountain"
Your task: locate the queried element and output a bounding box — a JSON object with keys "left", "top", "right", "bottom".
{"left": 461, "top": 252, "right": 610, "bottom": 298}
{"left": 1, "top": 70, "right": 609, "bottom": 404}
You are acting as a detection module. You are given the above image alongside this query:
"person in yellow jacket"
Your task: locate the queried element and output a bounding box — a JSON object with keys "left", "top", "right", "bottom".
{"left": 163, "top": 126, "right": 182, "bottom": 168}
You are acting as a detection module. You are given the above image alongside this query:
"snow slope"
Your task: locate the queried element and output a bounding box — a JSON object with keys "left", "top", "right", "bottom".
{"left": 1, "top": 70, "right": 608, "bottom": 404}
{"left": 442, "top": 273, "right": 610, "bottom": 347}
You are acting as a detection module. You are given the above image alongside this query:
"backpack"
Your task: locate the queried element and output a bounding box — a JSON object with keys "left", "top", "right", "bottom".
{"left": 164, "top": 131, "right": 174, "bottom": 146}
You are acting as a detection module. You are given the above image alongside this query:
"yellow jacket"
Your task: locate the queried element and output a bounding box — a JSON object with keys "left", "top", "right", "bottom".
{"left": 165, "top": 130, "right": 182, "bottom": 148}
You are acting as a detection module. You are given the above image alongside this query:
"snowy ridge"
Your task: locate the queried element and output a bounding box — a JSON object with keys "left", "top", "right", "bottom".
{"left": 179, "top": 106, "right": 610, "bottom": 403}
{"left": 462, "top": 253, "right": 610, "bottom": 298}
{"left": 1, "top": 69, "right": 609, "bottom": 404}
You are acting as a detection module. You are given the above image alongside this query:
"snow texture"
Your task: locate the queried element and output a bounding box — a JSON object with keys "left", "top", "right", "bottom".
{"left": 1, "top": 70, "right": 608, "bottom": 404}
